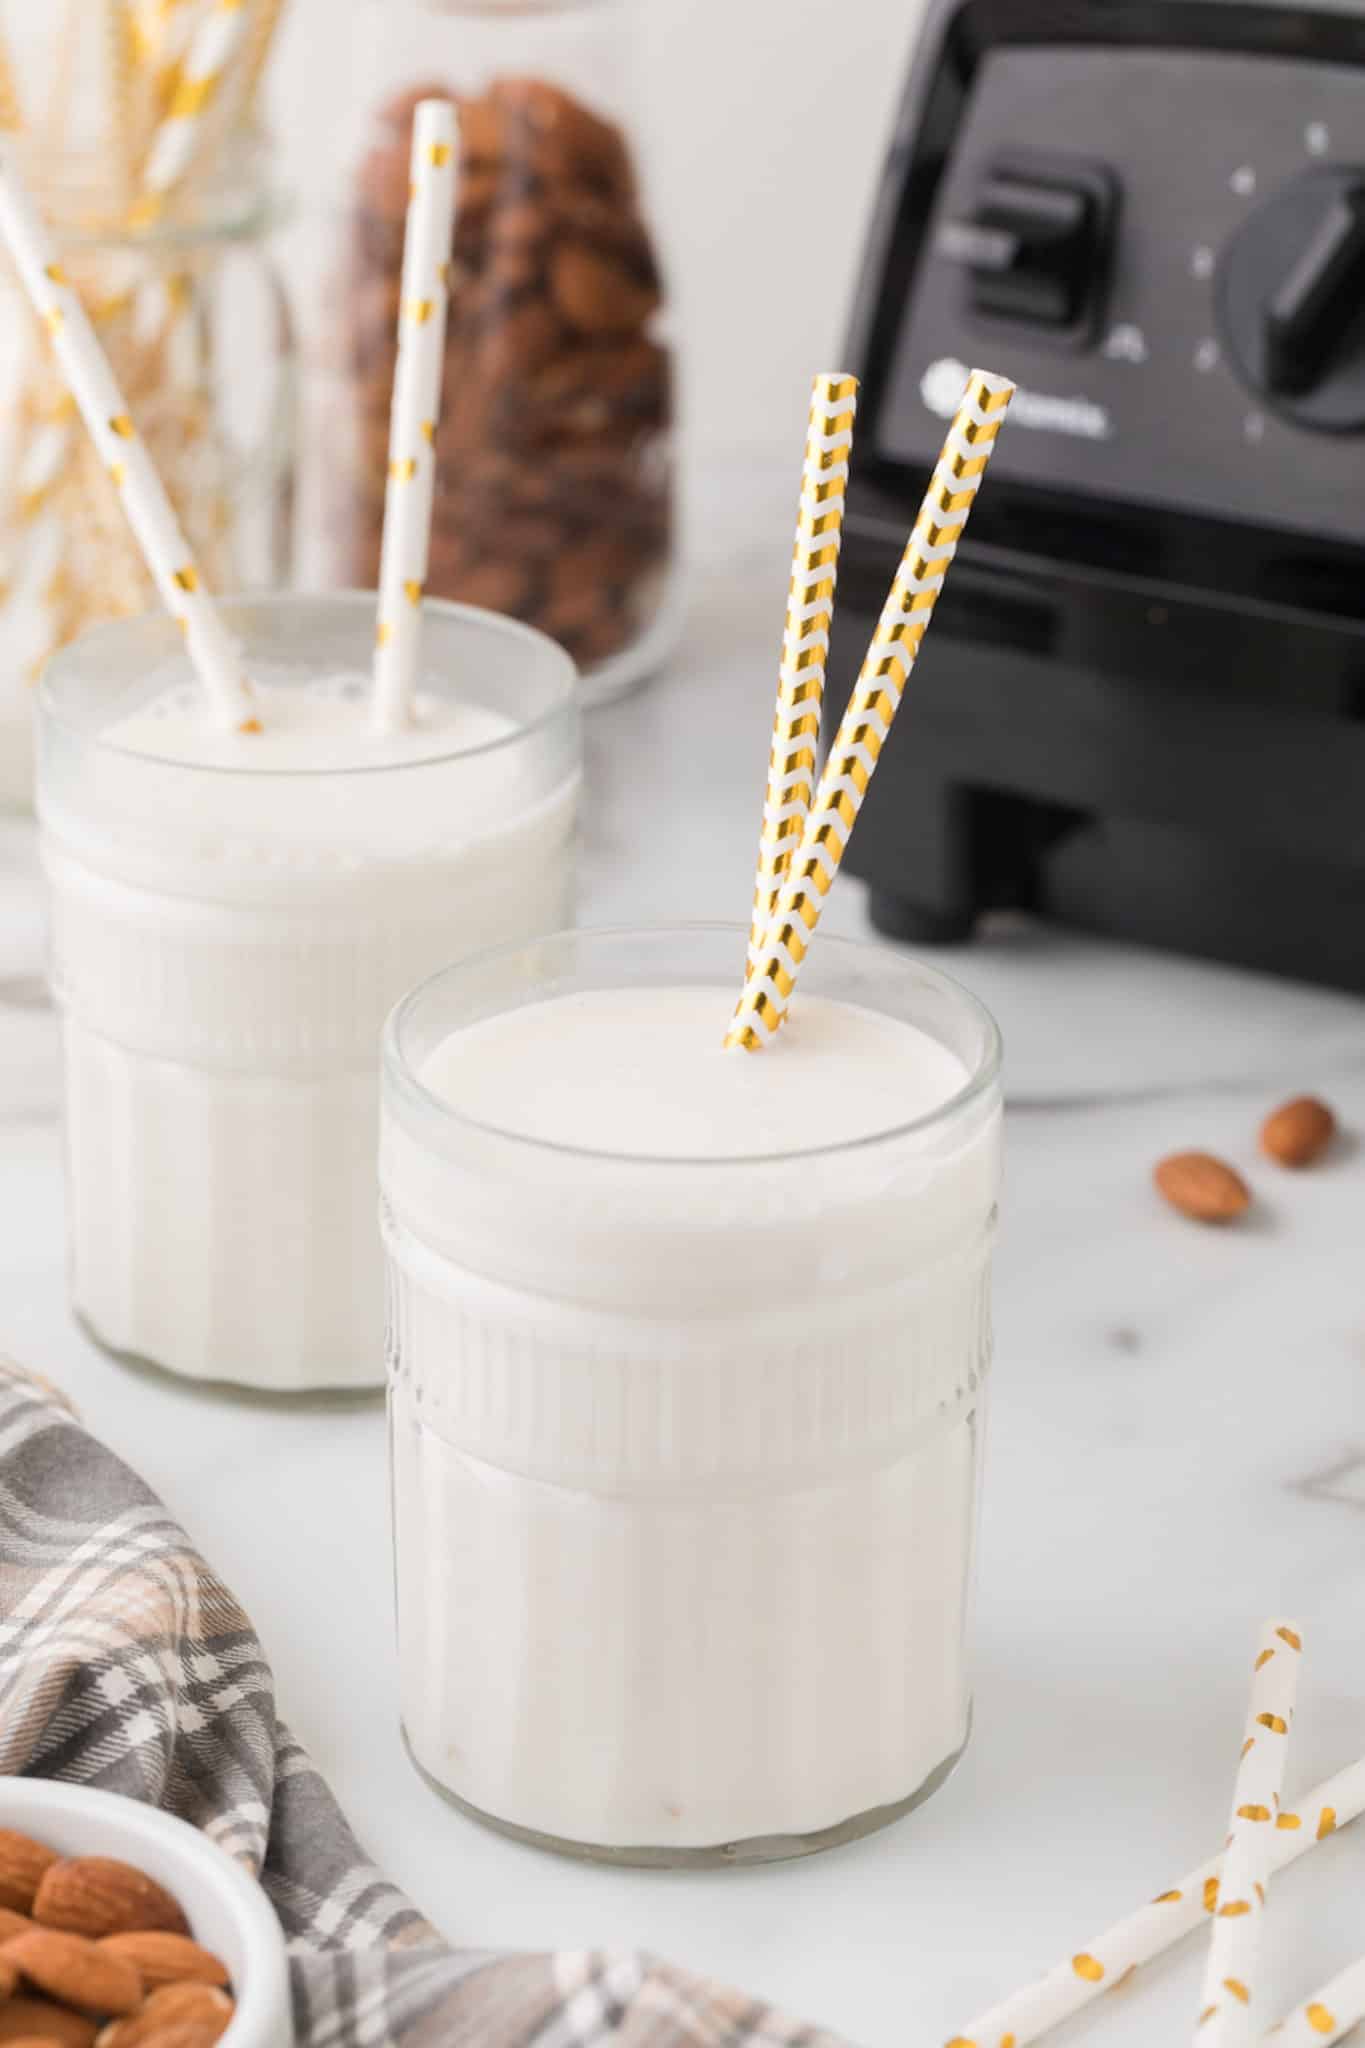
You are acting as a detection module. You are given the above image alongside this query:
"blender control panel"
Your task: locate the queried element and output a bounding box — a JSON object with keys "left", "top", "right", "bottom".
{"left": 879, "top": 43, "right": 1365, "bottom": 543}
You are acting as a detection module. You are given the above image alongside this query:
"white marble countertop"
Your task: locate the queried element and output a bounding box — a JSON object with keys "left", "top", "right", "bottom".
{"left": 2, "top": 478, "right": 1364, "bottom": 2047}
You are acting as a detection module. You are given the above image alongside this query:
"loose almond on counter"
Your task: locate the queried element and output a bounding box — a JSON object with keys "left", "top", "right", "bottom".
{"left": 1154, "top": 1151, "right": 1252, "bottom": 1224}
{"left": 31, "top": 1863, "right": 189, "bottom": 1942}
{"left": 97, "top": 1986, "right": 234, "bottom": 2048}
{"left": 0, "top": 1999, "right": 99, "bottom": 2048}
{"left": 0, "top": 1835, "right": 60, "bottom": 1918}
{"left": 95, "top": 1938, "right": 228, "bottom": 1995}
{"left": 1, "top": 1930, "right": 143, "bottom": 2018}
{"left": 1260, "top": 1094, "right": 1337, "bottom": 1168}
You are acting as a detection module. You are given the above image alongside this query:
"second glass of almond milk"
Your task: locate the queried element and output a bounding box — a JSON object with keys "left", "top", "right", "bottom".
{"left": 382, "top": 924, "right": 1002, "bottom": 1863}
{"left": 38, "top": 593, "right": 579, "bottom": 1396}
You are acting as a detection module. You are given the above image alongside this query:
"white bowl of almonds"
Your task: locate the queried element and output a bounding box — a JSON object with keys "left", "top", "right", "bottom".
{"left": 0, "top": 1783, "right": 291, "bottom": 2048}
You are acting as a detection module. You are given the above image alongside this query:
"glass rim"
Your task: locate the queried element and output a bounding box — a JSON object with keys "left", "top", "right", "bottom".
{"left": 11, "top": 131, "right": 280, "bottom": 249}
{"left": 383, "top": 921, "right": 1004, "bottom": 1169}
{"left": 38, "top": 591, "right": 580, "bottom": 781}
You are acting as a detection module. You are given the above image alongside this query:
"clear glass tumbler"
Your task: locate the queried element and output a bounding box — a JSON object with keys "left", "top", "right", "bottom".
{"left": 381, "top": 924, "right": 1002, "bottom": 1864}
{"left": 39, "top": 594, "right": 580, "bottom": 1396}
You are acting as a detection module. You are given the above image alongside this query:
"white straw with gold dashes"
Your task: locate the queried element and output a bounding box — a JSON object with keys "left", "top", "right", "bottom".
{"left": 134, "top": 0, "right": 252, "bottom": 220}
{"left": 942, "top": 1750, "right": 1361, "bottom": 2048}
{"left": 0, "top": 27, "right": 25, "bottom": 134}
{"left": 372, "top": 97, "right": 457, "bottom": 734}
{"left": 744, "top": 373, "right": 857, "bottom": 972}
{"left": 1269, "top": 1954, "right": 1365, "bottom": 2045}
{"left": 239, "top": 0, "right": 289, "bottom": 115}
{"left": 726, "top": 367, "right": 1013, "bottom": 1050}
{"left": 1193, "top": 1620, "right": 1303, "bottom": 2045}
{"left": 0, "top": 141, "right": 255, "bottom": 728}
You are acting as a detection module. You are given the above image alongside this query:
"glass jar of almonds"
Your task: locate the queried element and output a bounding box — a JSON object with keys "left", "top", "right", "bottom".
{"left": 308, "top": 0, "right": 679, "bottom": 706}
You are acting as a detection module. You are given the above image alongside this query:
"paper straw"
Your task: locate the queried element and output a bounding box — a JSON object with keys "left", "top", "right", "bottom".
{"left": 134, "top": 0, "right": 252, "bottom": 218}
{"left": 725, "top": 367, "right": 1013, "bottom": 1051}
{"left": 744, "top": 373, "right": 857, "bottom": 973}
{"left": 1194, "top": 1620, "right": 1303, "bottom": 2044}
{"left": 942, "top": 1750, "right": 1362, "bottom": 2048}
{"left": 104, "top": 0, "right": 142, "bottom": 200}
{"left": 0, "top": 142, "right": 255, "bottom": 729}
{"left": 239, "top": 0, "right": 289, "bottom": 113}
{"left": 1269, "top": 1955, "right": 1365, "bottom": 2045}
{"left": 0, "top": 30, "right": 25, "bottom": 134}
{"left": 372, "top": 98, "right": 457, "bottom": 734}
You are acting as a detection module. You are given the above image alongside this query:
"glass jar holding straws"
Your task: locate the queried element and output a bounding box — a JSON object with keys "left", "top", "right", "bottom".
{"left": 0, "top": 3, "right": 294, "bottom": 807}
{"left": 308, "top": 0, "right": 679, "bottom": 706}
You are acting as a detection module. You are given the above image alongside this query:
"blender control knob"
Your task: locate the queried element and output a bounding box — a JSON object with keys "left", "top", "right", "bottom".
{"left": 1217, "top": 167, "right": 1365, "bottom": 430}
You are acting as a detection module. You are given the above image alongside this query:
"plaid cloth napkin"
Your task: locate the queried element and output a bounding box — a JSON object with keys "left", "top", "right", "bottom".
{"left": 0, "top": 1360, "right": 841, "bottom": 2048}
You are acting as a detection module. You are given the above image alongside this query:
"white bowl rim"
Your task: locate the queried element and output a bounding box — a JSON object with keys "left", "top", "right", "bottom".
{"left": 0, "top": 1780, "right": 291, "bottom": 2048}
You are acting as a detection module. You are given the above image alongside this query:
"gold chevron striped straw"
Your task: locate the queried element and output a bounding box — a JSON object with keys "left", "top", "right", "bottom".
{"left": 1193, "top": 1620, "right": 1302, "bottom": 2047}
{"left": 372, "top": 98, "right": 458, "bottom": 733}
{"left": 0, "top": 140, "right": 255, "bottom": 729}
{"left": 133, "top": 0, "right": 252, "bottom": 222}
{"left": 744, "top": 373, "right": 857, "bottom": 973}
{"left": 726, "top": 366, "right": 1013, "bottom": 1051}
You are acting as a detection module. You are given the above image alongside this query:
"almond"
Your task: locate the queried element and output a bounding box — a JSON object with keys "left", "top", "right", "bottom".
{"left": 0, "top": 1835, "right": 59, "bottom": 1918}
{"left": 95, "top": 1939, "right": 227, "bottom": 1994}
{"left": 0, "top": 1955, "right": 17, "bottom": 1998}
{"left": 1, "top": 1931, "right": 142, "bottom": 2018}
{"left": 1260, "top": 1095, "right": 1336, "bottom": 1168}
{"left": 0, "top": 1908, "right": 36, "bottom": 1942}
{"left": 1154, "top": 1151, "right": 1251, "bottom": 1224}
{"left": 97, "top": 1988, "right": 233, "bottom": 2048}
{"left": 32, "top": 1864, "right": 189, "bottom": 1941}
{"left": 2, "top": 2037, "right": 76, "bottom": 2048}
{"left": 0, "top": 2003, "right": 98, "bottom": 2048}
{"left": 108, "top": 2026, "right": 226, "bottom": 2048}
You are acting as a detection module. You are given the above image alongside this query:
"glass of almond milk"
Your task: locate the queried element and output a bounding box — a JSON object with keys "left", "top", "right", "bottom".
{"left": 381, "top": 923, "right": 1002, "bottom": 1863}
{"left": 38, "top": 593, "right": 579, "bottom": 1396}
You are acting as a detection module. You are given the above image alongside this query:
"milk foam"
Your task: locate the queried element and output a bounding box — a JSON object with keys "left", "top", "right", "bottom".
{"left": 421, "top": 986, "right": 970, "bottom": 1157}
{"left": 108, "top": 663, "right": 515, "bottom": 771}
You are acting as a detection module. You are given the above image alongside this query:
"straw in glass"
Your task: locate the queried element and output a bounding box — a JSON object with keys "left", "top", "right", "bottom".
{"left": 103, "top": 0, "right": 142, "bottom": 202}
{"left": 0, "top": 141, "right": 255, "bottom": 728}
{"left": 726, "top": 367, "right": 1014, "bottom": 1050}
{"left": 1270, "top": 1954, "right": 1365, "bottom": 2045}
{"left": 240, "top": 0, "right": 289, "bottom": 114}
{"left": 0, "top": 28, "right": 24, "bottom": 135}
{"left": 942, "top": 1749, "right": 1361, "bottom": 2048}
{"left": 134, "top": 0, "right": 253, "bottom": 219}
{"left": 372, "top": 98, "right": 458, "bottom": 734}
{"left": 744, "top": 373, "right": 858, "bottom": 972}
{"left": 1193, "top": 1621, "right": 1303, "bottom": 2044}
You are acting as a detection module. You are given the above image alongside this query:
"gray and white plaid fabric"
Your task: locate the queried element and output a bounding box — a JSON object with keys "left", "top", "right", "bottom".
{"left": 0, "top": 1361, "right": 842, "bottom": 2048}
